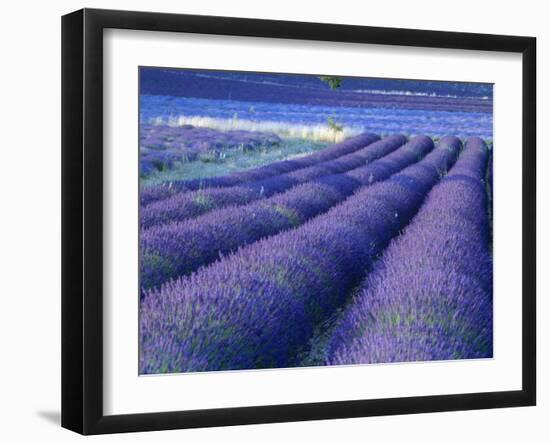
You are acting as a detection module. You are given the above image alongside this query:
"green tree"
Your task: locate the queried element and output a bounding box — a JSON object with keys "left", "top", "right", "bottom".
{"left": 319, "top": 76, "right": 343, "bottom": 90}
{"left": 327, "top": 116, "right": 343, "bottom": 133}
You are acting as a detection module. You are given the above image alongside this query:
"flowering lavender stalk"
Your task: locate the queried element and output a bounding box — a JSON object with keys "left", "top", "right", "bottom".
{"left": 139, "top": 135, "right": 404, "bottom": 229}
{"left": 140, "top": 133, "right": 380, "bottom": 206}
{"left": 326, "top": 137, "right": 492, "bottom": 366}
{"left": 140, "top": 184, "right": 179, "bottom": 207}
{"left": 140, "top": 136, "right": 433, "bottom": 292}
{"left": 139, "top": 136, "right": 461, "bottom": 374}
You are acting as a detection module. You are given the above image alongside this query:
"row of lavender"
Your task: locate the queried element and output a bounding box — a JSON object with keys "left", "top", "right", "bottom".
{"left": 140, "top": 136, "right": 463, "bottom": 373}
{"left": 140, "top": 135, "right": 433, "bottom": 292}
{"left": 140, "top": 133, "right": 397, "bottom": 228}
{"left": 140, "top": 132, "right": 380, "bottom": 206}
{"left": 327, "top": 137, "right": 492, "bottom": 364}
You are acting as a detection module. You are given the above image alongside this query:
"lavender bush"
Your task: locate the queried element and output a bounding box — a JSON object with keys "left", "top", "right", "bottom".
{"left": 139, "top": 136, "right": 461, "bottom": 373}
{"left": 139, "top": 124, "right": 282, "bottom": 175}
{"left": 140, "top": 132, "right": 380, "bottom": 206}
{"left": 140, "top": 135, "right": 433, "bottom": 292}
{"left": 326, "top": 137, "right": 492, "bottom": 365}
{"left": 140, "top": 135, "right": 405, "bottom": 229}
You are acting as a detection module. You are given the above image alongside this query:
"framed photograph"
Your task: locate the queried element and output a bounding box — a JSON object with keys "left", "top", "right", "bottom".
{"left": 62, "top": 8, "right": 536, "bottom": 435}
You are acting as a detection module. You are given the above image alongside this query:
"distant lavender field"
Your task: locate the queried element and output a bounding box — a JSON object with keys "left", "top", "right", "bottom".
{"left": 139, "top": 68, "right": 493, "bottom": 374}
{"left": 140, "top": 124, "right": 281, "bottom": 176}
{"left": 141, "top": 94, "right": 493, "bottom": 140}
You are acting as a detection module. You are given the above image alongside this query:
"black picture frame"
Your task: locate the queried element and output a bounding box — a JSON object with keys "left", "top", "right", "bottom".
{"left": 62, "top": 8, "right": 537, "bottom": 435}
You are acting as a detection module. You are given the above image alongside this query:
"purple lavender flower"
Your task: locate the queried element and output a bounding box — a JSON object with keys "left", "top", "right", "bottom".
{"left": 140, "top": 132, "right": 380, "bottom": 206}
{"left": 139, "top": 136, "right": 461, "bottom": 373}
{"left": 140, "top": 135, "right": 404, "bottom": 229}
{"left": 326, "top": 137, "right": 492, "bottom": 366}
{"left": 140, "top": 135, "right": 433, "bottom": 292}
{"left": 139, "top": 124, "right": 283, "bottom": 178}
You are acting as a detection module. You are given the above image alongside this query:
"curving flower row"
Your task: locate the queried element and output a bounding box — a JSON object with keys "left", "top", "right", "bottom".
{"left": 139, "top": 136, "right": 462, "bottom": 373}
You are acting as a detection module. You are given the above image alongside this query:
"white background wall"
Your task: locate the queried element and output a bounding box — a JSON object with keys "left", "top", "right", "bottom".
{"left": 0, "top": 0, "right": 546, "bottom": 441}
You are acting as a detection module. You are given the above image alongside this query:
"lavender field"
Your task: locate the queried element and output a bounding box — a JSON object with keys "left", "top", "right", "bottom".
{"left": 139, "top": 68, "right": 493, "bottom": 374}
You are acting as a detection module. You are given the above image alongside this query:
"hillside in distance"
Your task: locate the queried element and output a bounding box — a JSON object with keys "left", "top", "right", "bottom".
{"left": 140, "top": 68, "right": 493, "bottom": 114}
